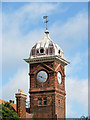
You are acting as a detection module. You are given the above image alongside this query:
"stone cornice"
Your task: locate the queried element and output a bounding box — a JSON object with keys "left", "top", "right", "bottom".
{"left": 24, "top": 55, "right": 70, "bottom": 66}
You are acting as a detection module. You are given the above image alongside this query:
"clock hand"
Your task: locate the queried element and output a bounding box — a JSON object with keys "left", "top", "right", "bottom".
{"left": 39, "top": 75, "right": 43, "bottom": 78}
{"left": 39, "top": 75, "right": 46, "bottom": 79}
{"left": 42, "top": 76, "right": 46, "bottom": 79}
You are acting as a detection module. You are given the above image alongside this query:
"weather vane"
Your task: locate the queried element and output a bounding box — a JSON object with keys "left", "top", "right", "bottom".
{"left": 43, "top": 16, "right": 49, "bottom": 30}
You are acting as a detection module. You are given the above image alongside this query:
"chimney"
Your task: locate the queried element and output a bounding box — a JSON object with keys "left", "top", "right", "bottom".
{"left": 15, "top": 89, "right": 27, "bottom": 118}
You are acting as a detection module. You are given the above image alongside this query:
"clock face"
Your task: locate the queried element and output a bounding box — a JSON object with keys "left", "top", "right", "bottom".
{"left": 37, "top": 70, "right": 48, "bottom": 83}
{"left": 57, "top": 72, "right": 62, "bottom": 84}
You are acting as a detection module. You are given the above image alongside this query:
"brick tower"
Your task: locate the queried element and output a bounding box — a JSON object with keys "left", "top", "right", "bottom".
{"left": 24, "top": 29, "right": 69, "bottom": 119}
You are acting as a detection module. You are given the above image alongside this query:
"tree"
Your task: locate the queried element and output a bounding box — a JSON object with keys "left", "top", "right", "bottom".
{"left": 0, "top": 102, "right": 19, "bottom": 119}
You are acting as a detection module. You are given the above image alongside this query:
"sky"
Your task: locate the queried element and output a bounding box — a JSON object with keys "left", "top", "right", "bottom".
{"left": 89, "top": 2, "right": 90, "bottom": 117}
{"left": 0, "top": 2, "right": 88, "bottom": 118}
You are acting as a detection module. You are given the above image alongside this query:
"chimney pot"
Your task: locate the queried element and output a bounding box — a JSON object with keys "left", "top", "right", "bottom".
{"left": 9, "top": 100, "right": 13, "bottom": 103}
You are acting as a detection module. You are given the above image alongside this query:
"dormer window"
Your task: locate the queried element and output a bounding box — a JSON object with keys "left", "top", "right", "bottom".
{"left": 58, "top": 50, "right": 60, "bottom": 54}
{"left": 32, "top": 48, "right": 36, "bottom": 56}
{"left": 49, "top": 47, "right": 54, "bottom": 55}
{"left": 37, "top": 49, "right": 39, "bottom": 54}
{"left": 40, "top": 48, "right": 44, "bottom": 54}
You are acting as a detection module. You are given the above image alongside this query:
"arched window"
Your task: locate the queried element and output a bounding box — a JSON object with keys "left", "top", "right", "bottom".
{"left": 38, "top": 98, "right": 42, "bottom": 105}
{"left": 44, "top": 98, "right": 47, "bottom": 105}
{"left": 40, "top": 48, "right": 44, "bottom": 53}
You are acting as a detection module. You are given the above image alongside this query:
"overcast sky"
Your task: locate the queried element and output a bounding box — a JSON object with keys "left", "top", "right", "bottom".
{"left": 0, "top": 2, "right": 88, "bottom": 118}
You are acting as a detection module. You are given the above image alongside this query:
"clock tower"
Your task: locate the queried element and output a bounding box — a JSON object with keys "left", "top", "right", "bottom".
{"left": 24, "top": 29, "right": 69, "bottom": 119}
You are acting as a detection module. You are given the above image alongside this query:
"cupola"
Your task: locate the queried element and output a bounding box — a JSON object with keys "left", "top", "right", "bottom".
{"left": 30, "top": 29, "right": 64, "bottom": 59}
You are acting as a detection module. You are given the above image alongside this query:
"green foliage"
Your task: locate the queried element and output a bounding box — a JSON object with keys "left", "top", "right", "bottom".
{"left": 0, "top": 102, "right": 19, "bottom": 120}
{"left": 32, "top": 114, "right": 35, "bottom": 120}
{"left": 0, "top": 104, "right": 2, "bottom": 119}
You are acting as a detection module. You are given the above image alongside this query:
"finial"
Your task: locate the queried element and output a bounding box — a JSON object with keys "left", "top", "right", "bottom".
{"left": 18, "top": 89, "right": 23, "bottom": 94}
{"left": 43, "top": 16, "right": 49, "bottom": 30}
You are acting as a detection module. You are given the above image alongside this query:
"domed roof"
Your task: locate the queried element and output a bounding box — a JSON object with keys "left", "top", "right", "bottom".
{"left": 30, "top": 30, "right": 64, "bottom": 59}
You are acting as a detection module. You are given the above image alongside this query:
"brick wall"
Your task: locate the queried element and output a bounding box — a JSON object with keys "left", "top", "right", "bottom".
{"left": 29, "top": 61, "right": 66, "bottom": 118}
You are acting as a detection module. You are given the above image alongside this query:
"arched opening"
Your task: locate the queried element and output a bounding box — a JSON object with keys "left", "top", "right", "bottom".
{"left": 40, "top": 48, "right": 44, "bottom": 53}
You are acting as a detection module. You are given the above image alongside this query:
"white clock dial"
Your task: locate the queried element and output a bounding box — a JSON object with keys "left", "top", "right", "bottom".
{"left": 37, "top": 71, "right": 48, "bottom": 83}
{"left": 57, "top": 72, "right": 62, "bottom": 84}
